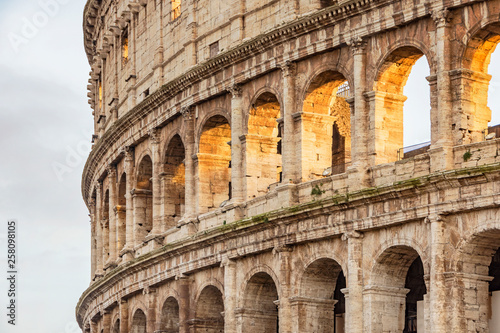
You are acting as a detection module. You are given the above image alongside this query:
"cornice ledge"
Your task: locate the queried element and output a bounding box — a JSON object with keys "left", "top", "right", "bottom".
{"left": 81, "top": 0, "right": 389, "bottom": 202}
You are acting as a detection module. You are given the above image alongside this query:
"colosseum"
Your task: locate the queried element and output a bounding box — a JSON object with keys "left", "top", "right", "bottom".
{"left": 77, "top": 0, "right": 500, "bottom": 332}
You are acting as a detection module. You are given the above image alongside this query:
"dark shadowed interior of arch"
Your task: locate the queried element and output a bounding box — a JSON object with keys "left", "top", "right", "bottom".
{"left": 112, "top": 319, "right": 120, "bottom": 333}
{"left": 490, "top": 248, "right": 500, "bottom": 292}
{"left": 404, "top": 257, "right": 426, "bottom": 333}
{"left": 160, "top": 296, "right": 180, "bottom": 333}
{"left": 374, "top": 46, "right": 430, "bottom": 163}
{"left": 300, "top": 258, "right": 346, "bottom": 333}
{"left": 195, "top": 286, "right": 224, "bottom": 333}
{"left": 198, "top": 115, "right": 231, "bottom": 211}
{"left": 302, "top": 71, "right": 351, "bottom": 179}
{"left": 135, "top": 156, "right": 153, "bottom": 243}
{"left": 103, "top": 189, "right": 110, "bottom": 261}
{"left": 164, "top": 135, "right": 185, "bottom": 228}
{"left": 116, "top": 173, "right": 126, "bottom": 252}
{"left": 243, "top": 272, "right": 279, "bottom": 333}
{"left": 247, "top": 92, "right": 282, "bottom": 198}
{"left": 371, "top": 246, "right": 423, "bottom": 333}
{"left": 131, "top": 309, "right": 147, "bottom": 333}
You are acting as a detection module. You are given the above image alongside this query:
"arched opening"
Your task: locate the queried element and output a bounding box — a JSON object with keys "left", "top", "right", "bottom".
{"left": 131, "top": 309, "right": 147, "bottom": 333}
{"left": 241, "top": 272, "right": 279, "bottom": 333}
{"left": 462, "top": 22, "right": 500, "bottom": 143}
{"left": 295, "top": 258, "right": 346, "bottom": 333}
{"left": 198, "top": 115, "right": 231, "bottom": 212}
{"left": 160, "top": 296, "right": 180, "bottom": 333}
{"left": 116, "top": 173, "right": 127, "bottom": 252}
{"left": 301, "top": 71, "right": 351, "bottom": 180}
{"left": 246, "top": 92, "right": 282, "bottom": 198}
{"left": 112, "top": 319, "right": 120, "bottom": 333}
{"left": 403, "top": 257, "right": 426, "bottom": 333}
{"left": 164, "top": 135, "right": 185, "bottom": 228}
{"left": 134, "top": 155, "right": 153, "bottom": 245}
{"left": 194, "top": 286, "right": 224, "bottom": 333}
{"left": 373, "top": 46, "right": 431, "bottom": 163}
{"left": 368, "top": 245, "right": 426, "bottom": 333}
{"left": 402, "top": 57, "right": 431, "bottom": 158}
{"left": 102, "top": 189, "right": 110, "bottom": 262}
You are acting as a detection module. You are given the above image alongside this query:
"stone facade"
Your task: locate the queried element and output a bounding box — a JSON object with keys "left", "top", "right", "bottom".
{"left": 77, "top": 0, "right": 500, "bottom": 332}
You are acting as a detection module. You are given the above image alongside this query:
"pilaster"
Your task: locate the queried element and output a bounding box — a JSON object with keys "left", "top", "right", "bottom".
{"left": 341, "top": 230, "right": 364, "bottom": 333}
{"left": 229, "top": 85, "right": 245, "bottom": 205}
{"left": 280, "top": 61, "right": 298, "bottom": 184}
{"left": 347, "top": 38, "right": 371, "bottom": 190}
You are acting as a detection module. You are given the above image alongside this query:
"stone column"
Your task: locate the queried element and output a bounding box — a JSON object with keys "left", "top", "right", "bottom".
{"left": 181, "top": 107, "right": 196, "bottom": 220}
{"left": 280, "top": 62, "right": 298, "bottom": 184}
{"left": 121, "top": 146, "right": 135, "bottom": 261}
{"left": 429, "top": 9, "right": 454, "bottom": 171}
{"left": 275, "top": 245, "right": 293, "bottom": 333}
{"left": 127, "top": 13, "right": 137, "bottom": 109}
{"left": 348, "top": 38, "right": 370, "bottom": 189}
{"left": 107, "top": 165, "right": 118, "bottom": 269}
{"left": 363, "top": 285, "right": 409, "bottom": 332}
{"left": 89, "top": 198, "right": 97, "bottom": 279}
{"left": 177, "top": 275, "right": 191, "bottom": 333}
{"left": 229, "top": 85, "right": 245, "bottom": 204}
{"left": 120, "top": 299, "right": 129, "bottom": 333}
{"left": 95, "top": 182, "right": 104, "bottom": 278}
{"left": 290, "top": 297, "right": 337, "bottom": 333}
{"left": 102, "top": 309, "right": 111, "bottom": 333}
{"left": 149, "top": 128, "right": 163, "bottom": 240}
{"left": 341, "top": 231, "right": 363, "bottom": 333}
{"left": 427, "top": 214, "right": 448, "bottom": 333}
{"left": 222, "top": 257, "right": 237, "bottom": 333}
{"left": 184, "top": 1, "right": 198, "bottom": 67}
{"left": 145, "top": 287, "right": 158, "bottom": 333}
{"left": 229, "top": 0, "right": 245, "bottom": 46}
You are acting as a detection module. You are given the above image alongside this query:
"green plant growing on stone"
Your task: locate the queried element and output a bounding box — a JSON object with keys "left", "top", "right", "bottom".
{"left": 463, "top": 150, "right": 472, "bottom": 162}
{"left": 311, "top": 184, "right": 325, "bottom": 196}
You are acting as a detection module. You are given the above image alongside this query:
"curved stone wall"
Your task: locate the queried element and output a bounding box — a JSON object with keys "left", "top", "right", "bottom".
{"left": 78, "top": 0, "right": 500, "bottom": 332}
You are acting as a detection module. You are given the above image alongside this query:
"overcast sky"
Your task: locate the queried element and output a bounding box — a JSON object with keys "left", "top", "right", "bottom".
{"left": 0, "top": 0, "right": 91, "bottom": 332}
{"left": 0, "top": 1, "right": 499, "bottom": 333}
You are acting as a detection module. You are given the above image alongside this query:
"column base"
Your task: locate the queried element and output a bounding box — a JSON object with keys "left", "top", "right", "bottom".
{"left": 177, "top": 217, "right": 199, "bottom": 235}
{"left": 104, "top": 259, "right": 118, "bottom": 271}
{"left": 119, "top": 246, "right": 136, "bottom": 262}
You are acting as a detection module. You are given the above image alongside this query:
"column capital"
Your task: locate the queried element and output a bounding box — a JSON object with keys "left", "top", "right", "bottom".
{"left": 122, "top": 145, "right": 135, "bottom": 161}
{"left": 272, "top": 244, "right": 293, "bottom": 255}
{"left": 107, "top": 164, "right": 117, "bottom": 178}
{"left": 280, "top": 61, "right": 296, "bottom": 78}
{"left": 432, "top": 8, "right": 452, "bottom": 27}
{"left": 143, "top": 286, "right": 157, "bottom": 295}
{"left": 148, "top": 128, "right": 161, "bottom": 145}
{"left": 424, "top": 213, "right": 448, "bottom": 224}
{"left": 228, "top": 84, "right": 243, "bottom": 98}
{"left": 341, "top": 230, "right": 364, "bottom": 241}
{"left": 181, "top": 105, "right": 195, "bottom": 120}
{"left": 221, "top": 256, "right": 236, "bottom": 267}
{"left": 347, "top": 37, "right": 367, "bottom": 55}
{"left": 96, "top": 181, "right": 102, "bottom": 191}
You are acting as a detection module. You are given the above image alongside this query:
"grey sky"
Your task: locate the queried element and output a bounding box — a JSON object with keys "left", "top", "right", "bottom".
{"left": 0, "top": 1, "right": 499, "bottom": 333}
{"left": 0, "top": 1, "right": 91, "bottom": 333}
